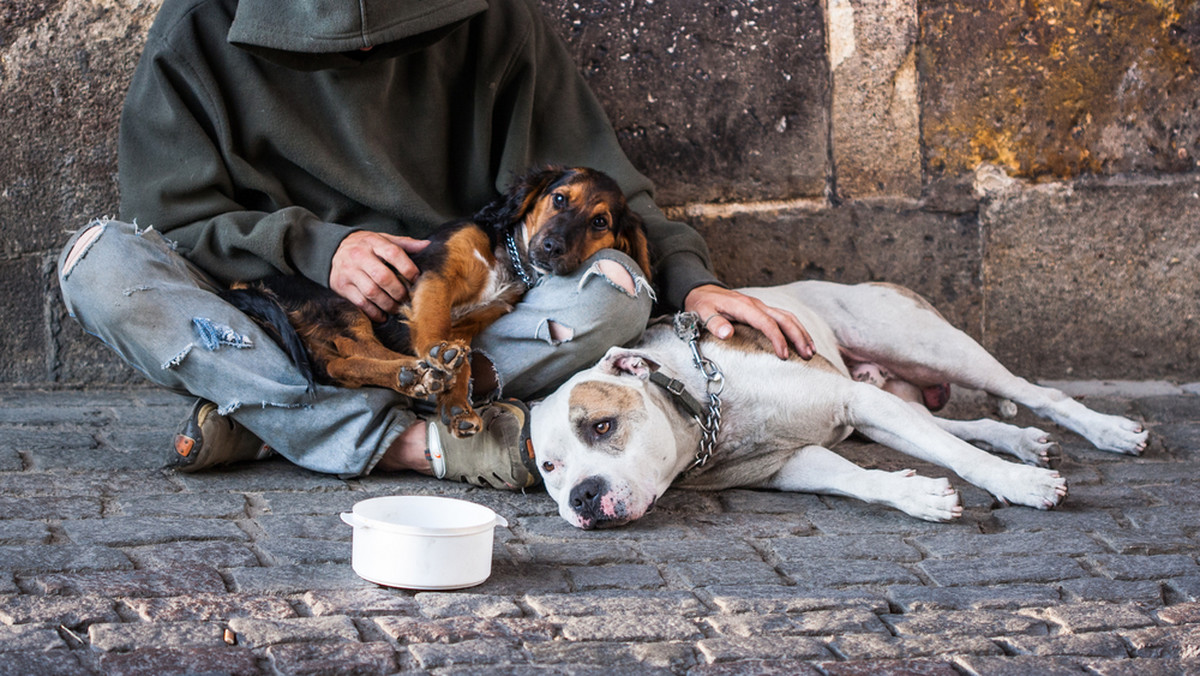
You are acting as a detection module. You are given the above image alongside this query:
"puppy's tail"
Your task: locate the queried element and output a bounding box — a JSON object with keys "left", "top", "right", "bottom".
{"left": 219, "top": 286, "right": 317, "bottom": 395}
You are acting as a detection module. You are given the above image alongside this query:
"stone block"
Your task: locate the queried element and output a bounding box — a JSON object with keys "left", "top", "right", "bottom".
{"left": 0, "top": 257, "right": 47, "bottom": 383}
{"left": 636, "top": 537, "right": 762, "bottom": 563}
{"left": 406, "top": 637, "right": 522, "bottom": 670}
{"left": 771, "top": 534, "right": 922, "bottom": 562}
{"left": 695, "top": 636, "right": 831, "bottom": 663}
{"left": 781, "top": 559, "right": 921, "bottom": 587}
{"left": 374, "top": 615, "right": 552, "bottom": 645}
{"left": 1122, "top": 625, "right": 1200, "bottom": 659}
{"left": 919, "top": 556, "right": 1087, "bottom": 587}
{"left": 0, "top": 651, "right": 93, "bottom": 676}
{"left": 559, "top": 614, "right": 702, "bottom": 642}
{"left": 0, "top": 543, "right": 132, "bottom": 574}
{"left": 831, "top": 633, "right": 1002, "bottom": 660}
{"left": 882, "top": 609, "right": 1048, "bottom": 638}
{"left": 0, "top": 595, "right": 118, "bottom": 627}
{"left": 414, "top": 593, "right": 521, "bottom": 620}
{"left": 527, "top": 640, "right": 697, "bottom": 672}
{"left": 226, "top": 615, "right": 359, "bottom": 648}
{"left": 88, "top": 621, "right": 226, "bottom": 652}
{"left": 704, "top": 586, "right": 887, "bottom": 615}
{"left": 920, "top": 1, "right": 1200, "bottom": 179}
{"left": 0, "top": 624, "right": 68, "bottom": 652}
{"left": 829, "top": 0, "right": 921, "bottom": 199}
{"left": 122, "top": 594, "right": 296, "bottom": 622}
{"left": 567, "top": 563, "right": 664, "bottom": 590}
{"left": 303, "top": 588, "right": 418, "bottom": 618}
{"left": 256, "top": 537, "right": 349, "bottom": 566}
{"left": 123, "top": 541, "right": 259, "bottom": 569}
{"left": 227, "top": 563, "right": 365, "bottom": 594}
{"left": 886, "top": 584, "right": 1061, "bottom": 612}
{"left": 28, "top": 566, "right": 226, "bottom": 598}
{"left": 61, "top": 516, "right": 248, "bottom": 547}
{"left": 525, "top": 590, "right": 706, "bottom": 618}
{"left": 1085, "top": 554, "right": 1200, "bottom": 581}
{"left": 980, "top": 176, "right": 1200, "bottom": 379}
{"left": 542, "top": 0, "right": 830, "bottom": 204}
{"left": 95, "top": 647, "right": 259, "bottom": 676}
{"left": 666, "top": 560, "right": 786, "bottom": 587}
{"left": 998, "top": 632, "right": 1130, "bottom": 658}
{"left": 685, "top": 202, "right": 982, "bottom": 336}
{"left": 266, "top": 642, "right": 400, "bottom": 676}
{"left": 953, "top": 655, "right": 1093, "bottom": 676}
{"left": 1043, "top": 602, "right": 1155, "bottom": 633}
{"left": 1057, "top": 578, "right": 1165, "bottom": 606}
{"left": 819, "top": 659, "right": 962, "bottom": 676}
{"left": 913, "top": 530, "right": 1104, "bottom": 558}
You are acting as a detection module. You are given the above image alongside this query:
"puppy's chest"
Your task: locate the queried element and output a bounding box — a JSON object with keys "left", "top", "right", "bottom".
{"left": 451, "top": 250, "right": 525, "bottom": 319}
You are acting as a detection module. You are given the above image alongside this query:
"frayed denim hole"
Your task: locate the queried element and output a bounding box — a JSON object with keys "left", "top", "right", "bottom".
{"left": 123, "top": 285, "right": 152, "bottom": 296}
{"left": 578, "top": 258, "right": 656, "bottom": 302}
{"left": 192, "top": 318, "right": 254, "bottom": 350}
{"left": 60, "top": 220, "right": 108, "bottom": 281}
{"left": 534, "top": 318, "right": 574, "bottom": 346}
{"left": 470, "top": 348, "right": 504, "bottom": 401}
{"left": 162, "top": 343, "right": 195, "bottom": 370}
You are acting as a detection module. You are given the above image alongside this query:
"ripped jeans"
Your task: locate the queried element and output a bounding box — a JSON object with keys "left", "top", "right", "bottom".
{"left": 58, "top": 220, "right": 654, "bottom": 476}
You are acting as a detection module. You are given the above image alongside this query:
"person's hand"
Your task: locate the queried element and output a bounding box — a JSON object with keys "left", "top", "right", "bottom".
{"left": 330, "top": 231, "right": 429, "bottom": 322}
{"left": 683, "top": 284, "right": 815, "bottom": 360}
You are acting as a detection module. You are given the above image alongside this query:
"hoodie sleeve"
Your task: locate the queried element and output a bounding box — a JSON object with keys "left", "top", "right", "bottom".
{"left": 494, "top": 0, "right": 725, "bottom": 311}
{"left": 118, "top": 31, "right": 353, "bottom": 287}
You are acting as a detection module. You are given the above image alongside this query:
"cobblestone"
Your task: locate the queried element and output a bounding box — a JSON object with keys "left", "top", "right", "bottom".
{"left": 1, "top": 387, "right": 1199, "bottom": 672}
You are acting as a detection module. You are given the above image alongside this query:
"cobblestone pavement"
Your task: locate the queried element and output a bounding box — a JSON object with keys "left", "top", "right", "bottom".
{"left": 1, "top": 383, "right": 1199, "bottom": 675}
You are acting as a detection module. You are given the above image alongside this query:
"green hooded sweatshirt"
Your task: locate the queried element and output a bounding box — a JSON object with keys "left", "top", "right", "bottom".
{"left": 118, "top": 0, "right": 722, "bottom": 311}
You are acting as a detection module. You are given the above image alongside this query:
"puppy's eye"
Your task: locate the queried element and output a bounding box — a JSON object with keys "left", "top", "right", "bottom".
{"left": 553, "top": 193, "right": 566, "bottom": 208}
{"left": 591, "top": 216, "right": 608, "bottom": 231}
{"left": 541, "top": 460, "right": 557, "bottom": 473}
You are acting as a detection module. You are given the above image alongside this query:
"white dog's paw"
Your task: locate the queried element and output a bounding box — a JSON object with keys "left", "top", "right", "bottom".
{"left": 889, "top": 470, "right": 962, "bottom": 522}
{"left": 1087, "top": 415, "right": 1149, "bottom": 456}
{"left": 990, "top": 465, "right": 1068, "bottom": 510}
{"left": 1008, "top": 427, "right": 1058, "bottom": 467}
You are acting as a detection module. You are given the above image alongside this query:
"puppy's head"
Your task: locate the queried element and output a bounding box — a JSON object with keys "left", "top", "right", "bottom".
{"left": 475, "top": 166, "right": 652, "bottom": 280}
{"left": 531, "top": 347, "right": 692, "bottom": 529}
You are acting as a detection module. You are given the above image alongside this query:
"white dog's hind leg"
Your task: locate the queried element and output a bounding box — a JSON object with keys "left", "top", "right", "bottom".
{"left": 930, "top": 416, "right": 1058, "bottom": 466}
{"left": 844, "top": 383, "right": 1068, "bottom": 510}
{"left": 760, "top": 445, "right": 962, "bottom": 522}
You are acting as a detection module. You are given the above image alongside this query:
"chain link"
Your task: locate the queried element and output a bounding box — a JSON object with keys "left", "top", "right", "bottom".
{"left": 672, "top": 312, "right": 724, "bottom": 472}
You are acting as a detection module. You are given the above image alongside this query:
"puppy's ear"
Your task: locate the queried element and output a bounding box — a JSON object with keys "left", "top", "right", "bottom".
{"left": 598, "top": 346, "right": 660, "bottom": 379}
{"left": 474, "top": 166, "right": 565, "bottom": 233}
{"left": 612, "top": 209, "right": 653, "bottom": 283}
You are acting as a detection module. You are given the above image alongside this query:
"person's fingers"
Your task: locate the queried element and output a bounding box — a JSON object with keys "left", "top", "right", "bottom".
{"left": 764, "top": 305, "right": 815, "bottom": 359}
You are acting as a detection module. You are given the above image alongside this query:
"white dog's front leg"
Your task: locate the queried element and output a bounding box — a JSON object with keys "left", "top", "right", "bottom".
{"left": 760, "top": 445, "right": 962, "bottom": 522}
{"left": 845, "top": 383, "right": 1068, "bottom": 510}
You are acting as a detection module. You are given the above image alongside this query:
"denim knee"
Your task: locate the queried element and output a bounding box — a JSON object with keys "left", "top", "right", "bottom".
{"left": 556, "top": 249, "right": 654, "bottom": 351}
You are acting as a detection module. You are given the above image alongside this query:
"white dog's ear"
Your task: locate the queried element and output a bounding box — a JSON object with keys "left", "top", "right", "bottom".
{"left": 598, "top": 347, "right": 660, "bottom": 379}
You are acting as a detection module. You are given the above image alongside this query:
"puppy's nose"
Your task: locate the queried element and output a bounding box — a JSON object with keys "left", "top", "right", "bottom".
{"left": 541, "top": 236, "right": 565, "bottom": 259}
{"left": 569, "top": 477, "right": 607, "bottom": 521}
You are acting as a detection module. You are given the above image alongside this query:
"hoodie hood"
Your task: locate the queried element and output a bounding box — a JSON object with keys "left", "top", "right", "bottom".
{"left": 228, "top": 0, "right": 487, "bottom": 65}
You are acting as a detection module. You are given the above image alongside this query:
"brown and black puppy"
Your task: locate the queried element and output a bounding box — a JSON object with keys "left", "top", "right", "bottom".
{"left": 224, "top": 166, "right": 652, "bottom": 437}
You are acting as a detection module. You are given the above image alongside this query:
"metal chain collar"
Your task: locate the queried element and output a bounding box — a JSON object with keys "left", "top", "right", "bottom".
{"left": 672, "top": 312, "right": 725, "bottom": 474}
{"left": 505, "top": 231, "right": 538, "bottom": 288}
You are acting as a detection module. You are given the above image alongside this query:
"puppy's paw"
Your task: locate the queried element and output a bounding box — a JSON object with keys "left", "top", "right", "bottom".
{"left": 441, "top": 401, "right": 482, "bottom": 438}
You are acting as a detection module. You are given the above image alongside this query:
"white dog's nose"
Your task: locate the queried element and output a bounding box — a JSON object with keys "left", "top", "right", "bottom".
{"left": 569, "top": 477, "right": 607, "bottom": 527}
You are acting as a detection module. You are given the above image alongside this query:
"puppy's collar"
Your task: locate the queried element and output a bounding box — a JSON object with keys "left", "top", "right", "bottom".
{"left": 504, "top": 230, "right": 539, "bottom": 288}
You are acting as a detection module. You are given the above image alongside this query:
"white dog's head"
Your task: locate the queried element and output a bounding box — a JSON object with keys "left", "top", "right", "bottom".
{"left": 531, "top": 347, "right": 696, "bottom": 529}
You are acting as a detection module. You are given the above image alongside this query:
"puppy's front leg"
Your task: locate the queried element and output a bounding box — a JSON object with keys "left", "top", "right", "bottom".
{"left": 760, "top": 445, "right": 962, "bottom": 522}
{"left": 844, "top": 382, "right": 1068, "bottom": 510}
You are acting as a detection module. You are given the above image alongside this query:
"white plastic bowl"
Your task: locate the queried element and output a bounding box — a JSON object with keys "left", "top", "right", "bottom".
{"left": 340, "top": 495, "right": 509, "bottom": 590}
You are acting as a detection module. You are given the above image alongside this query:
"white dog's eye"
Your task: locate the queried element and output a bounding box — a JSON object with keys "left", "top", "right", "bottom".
{"left": 592, "top": 420, "right": 612, "bottom": 436}
{"left": 541, "top": 460, "right": 557, "bottom": 473}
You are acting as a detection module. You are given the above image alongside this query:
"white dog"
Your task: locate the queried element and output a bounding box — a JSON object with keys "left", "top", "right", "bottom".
{"left": 531, "top": 281, "right": 1148, "bottom": 529}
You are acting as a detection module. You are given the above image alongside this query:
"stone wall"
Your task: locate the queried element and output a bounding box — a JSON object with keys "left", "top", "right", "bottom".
{"left": 2, "top": 0, "right": 1199, "bottom": 386}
